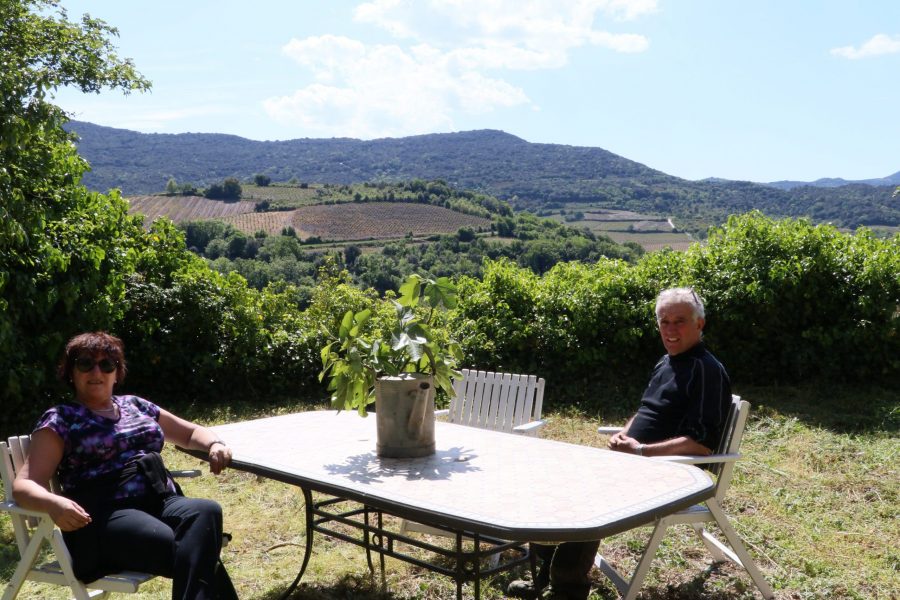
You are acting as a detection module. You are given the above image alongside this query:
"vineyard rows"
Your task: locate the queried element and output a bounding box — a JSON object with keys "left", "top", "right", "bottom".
{"left": 287, "top": 202, "right": 492, "bottom": 241}
{"left": 220, "top": 211, "right": 295, "bottom": 235}
{"left": 127, "top": 196, "right": 257, "bottom": 224}
{"left": 128, "top": 197, "right": 493, "bottom": 242}
{"left": 240, "top": 184, "right": 320, "bottom": 204}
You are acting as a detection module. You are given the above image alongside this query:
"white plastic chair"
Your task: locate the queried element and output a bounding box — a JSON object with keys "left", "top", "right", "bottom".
{"left": 594, "top": 396, "right": 775, "bottom": 600}
{"left": 439, "top": 368, "right": 547, "bottom": 436}
{"left": 0, "top": 435, "right": 208, "bottom": 600}
{"left": 399, "top": 369, "right": 546, "bottom": 540}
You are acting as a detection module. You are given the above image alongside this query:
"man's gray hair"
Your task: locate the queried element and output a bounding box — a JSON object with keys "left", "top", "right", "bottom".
{"left": 655, "top": 287, "right": 705, "bottom": 321}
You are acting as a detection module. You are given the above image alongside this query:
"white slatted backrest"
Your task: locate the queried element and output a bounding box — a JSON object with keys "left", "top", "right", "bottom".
{"left": 449, "top": 369, "right": 545, "bottom": 434}
{"left": 1, "top": 435, "right": 40, "bottom": 552}
{"left": 0, "top": 440, "right": 18, "bottom": 503}
{"left": 712, "top": 396, "right": 749, "bottom": 501}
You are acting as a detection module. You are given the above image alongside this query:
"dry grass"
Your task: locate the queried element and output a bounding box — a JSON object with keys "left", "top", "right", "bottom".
{"left": 2, "top": 385, "right": 897, "bottom": 599}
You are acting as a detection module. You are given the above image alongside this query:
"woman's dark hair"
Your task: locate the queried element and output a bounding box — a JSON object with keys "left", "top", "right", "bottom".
{"left": 58, "top": 332, "right": 128, "bottom": 385}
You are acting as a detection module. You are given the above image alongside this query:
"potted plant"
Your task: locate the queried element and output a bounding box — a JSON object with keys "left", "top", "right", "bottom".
{"left": 319, "top": 274, "right": 463, "bottom": 457}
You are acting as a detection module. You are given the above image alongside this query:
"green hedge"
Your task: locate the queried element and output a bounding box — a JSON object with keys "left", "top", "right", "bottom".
{"left": 3, "top": 210, "right": 897, "bottom": 437}
{"left": 450, "top": 212, "right": 899, "bottom": 392}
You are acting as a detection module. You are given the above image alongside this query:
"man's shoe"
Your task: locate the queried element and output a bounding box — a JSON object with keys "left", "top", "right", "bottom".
{"left": 539, "top": 583, "right": 591, "bottom": 600}
{"left": 507, "top": 579, "right": 541, "bottom": 599}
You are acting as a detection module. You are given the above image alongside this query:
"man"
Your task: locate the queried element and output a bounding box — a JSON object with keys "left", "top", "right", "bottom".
{"left": 508, "top": 287, "right": 732, "bottom": 600}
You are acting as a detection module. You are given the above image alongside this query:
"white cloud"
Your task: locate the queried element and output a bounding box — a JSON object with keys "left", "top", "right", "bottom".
{"left": 354, "top": 0, "right": 653, "bottom": 52}
{"left": 266, "top": 0, "right": 655, "bottom": 137}
{"left": 830, "top": 34, "right": 900, "bottom": 60}
{"left": 265, "top": 36, "right": 530, "bottom": 138}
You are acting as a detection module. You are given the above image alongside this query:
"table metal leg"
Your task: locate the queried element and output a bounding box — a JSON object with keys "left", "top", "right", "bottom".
{"left": 278, "top": 487, "right": 315, "bottom": 599}
{"left": 455, "top": 532, "right": 465, "bottom": 600}
{"left": 363, "top": 506, "right": 376, "bottom": 576}
{"left": 295, "top": 494, "right": 529, "bottom": 599}
{"left": 377, "top": 511, "right": 386, "bottom": 590}
{"left": 472, "top": 532, "right": 481, "bottom": 600}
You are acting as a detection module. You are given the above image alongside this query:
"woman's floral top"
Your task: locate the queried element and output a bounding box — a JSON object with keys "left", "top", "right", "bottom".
{"left": 35, "top": 395, "right": 176, "bottom": 499}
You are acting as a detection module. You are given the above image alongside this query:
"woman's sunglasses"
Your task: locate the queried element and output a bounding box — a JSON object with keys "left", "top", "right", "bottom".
{"left": 74, "top": 357, "right": 119, "bottom": 374}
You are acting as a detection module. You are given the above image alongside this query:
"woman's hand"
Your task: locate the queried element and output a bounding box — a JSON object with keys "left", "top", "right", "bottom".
{"left": 47, "top": 497, "right": 92, "bottom": 531}
{"left": 208, "top": 442, "right": 232, "bottom": 475}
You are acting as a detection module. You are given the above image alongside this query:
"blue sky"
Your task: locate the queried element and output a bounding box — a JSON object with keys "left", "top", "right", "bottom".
{"left": 52, "top": 0, "right": 900, "bottom": 183}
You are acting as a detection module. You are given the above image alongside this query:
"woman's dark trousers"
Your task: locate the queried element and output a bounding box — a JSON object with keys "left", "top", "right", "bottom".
{"left": 64, "top": 494, "right": 224, "bottom": 600}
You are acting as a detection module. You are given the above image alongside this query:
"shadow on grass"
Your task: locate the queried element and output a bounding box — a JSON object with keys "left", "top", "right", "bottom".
{"left": 586, "top": 560, "right": 763, "bottom": 600}
{"left": 734, "top": 382, "right": 898, "bottom": 435}
{"left": 256, "top": 574, "right": 394, "bottom": 600}
{"left": 564, "top": 380, "right": 898, "bottom": 436}
{"left": 0, "top": 539, "right": 20, "bottom": 582}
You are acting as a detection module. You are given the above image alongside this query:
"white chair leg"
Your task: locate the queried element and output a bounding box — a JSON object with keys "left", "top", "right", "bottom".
{"left": 49, "top": 529, "right": 98, "bottom": 600}
{"left": 690, "top": 523, "right": 733, "bottom": 563}
{"left": 596, "top": 517, "right": 673, "bottom": 600}
{"left": 594, "top": 554, "right": 629, "bottom": 597}
{"left": 706, "top": 500, "right": 775, "bottom": 600}
{"left": 2, "top": 518, "right": 55, "bottom": 600}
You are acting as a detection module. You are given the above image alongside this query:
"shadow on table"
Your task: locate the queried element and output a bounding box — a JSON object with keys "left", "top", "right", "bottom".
{"left": 324, "top": 446, "right": 480, "bottom": 485}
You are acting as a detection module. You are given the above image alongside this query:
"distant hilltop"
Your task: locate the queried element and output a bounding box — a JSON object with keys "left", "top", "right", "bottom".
{"left": 764, "top": 173, "right": 900, "bottom": 190}
{"left": 65, "top": 121, "right": 899, "bottom": 230}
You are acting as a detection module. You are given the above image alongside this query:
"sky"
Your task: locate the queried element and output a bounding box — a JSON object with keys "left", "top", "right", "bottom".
{"left": 50, "top": 0, "right": 900, "bottom": 183}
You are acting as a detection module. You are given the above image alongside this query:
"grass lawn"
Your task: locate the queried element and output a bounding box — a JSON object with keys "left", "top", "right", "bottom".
{"left": 1, "top": 384, "right": 896, "bottom": 599}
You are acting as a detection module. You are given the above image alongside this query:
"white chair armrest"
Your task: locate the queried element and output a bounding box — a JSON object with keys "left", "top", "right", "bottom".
{"left": 597, "top": 426, "right": 623, "bottom": 435}
{"left": 654, "top": 452, "right": 741, "bottom": 465}
{"left": 513, "top": 419, "right": 546, "bottom": 434}
{"left": 170, "top": 469, "right": 202, "bottom": 478}
{"left": 1, "top": 500, "right": 53, "bottom": 519}
{"left": 434, "top": 409, "right": 449, "bottom": 417}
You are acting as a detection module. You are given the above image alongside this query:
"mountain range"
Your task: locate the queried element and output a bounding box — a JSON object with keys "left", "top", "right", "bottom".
{"left": 764, "top": 173, "right": 900, "bottom": 190}
{"left": 65, "top": 121, "right": 899, "bottom": 230}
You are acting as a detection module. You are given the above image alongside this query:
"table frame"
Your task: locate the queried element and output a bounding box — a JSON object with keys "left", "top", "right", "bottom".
{"left": 182, "top": 411, "right": 715, "bottom": 599}
{"left": 290, "top": 490, "right": 534, "bottom": 600}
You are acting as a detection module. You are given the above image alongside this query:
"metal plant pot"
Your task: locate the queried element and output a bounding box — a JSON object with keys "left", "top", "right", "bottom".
{"left": 374, "top": 373, "right": 436, "bottom": 458}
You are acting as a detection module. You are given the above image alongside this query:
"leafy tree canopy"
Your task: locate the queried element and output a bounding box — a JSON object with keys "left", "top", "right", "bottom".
{"left": 1, "top": 0, "right": 151, "bottom": 404}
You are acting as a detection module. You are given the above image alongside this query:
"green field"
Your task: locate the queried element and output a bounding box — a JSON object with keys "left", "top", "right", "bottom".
{"left": 545, "top": 206, "right": 696, "bottom": 251}
{"left": 241, "top": 182, "right": 429, "bottom": 210}
{"left": 239, "top": 183, "right": 322, "bottom": 206}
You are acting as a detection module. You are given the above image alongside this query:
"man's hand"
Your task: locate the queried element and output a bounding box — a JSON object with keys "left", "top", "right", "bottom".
{"left": 607, "top": 430, "right": 642, "bottom": 454}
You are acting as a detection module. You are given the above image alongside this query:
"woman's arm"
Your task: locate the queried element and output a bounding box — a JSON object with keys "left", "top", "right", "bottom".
{"left": 158, "top": 408, "right": 232, "bottom": 474}
{"left": 12, "top": 428, "right": 92, "bottom": 531}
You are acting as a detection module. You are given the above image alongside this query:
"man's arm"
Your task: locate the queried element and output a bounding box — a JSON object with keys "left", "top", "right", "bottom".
{"left": 607, "top": 416, "right": 713, "bottom": 457}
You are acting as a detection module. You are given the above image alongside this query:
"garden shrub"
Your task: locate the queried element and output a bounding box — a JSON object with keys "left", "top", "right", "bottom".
{"left": 688, "top": 212, "right": 899, "bottom": 383}
{"left": 449, "top": 212, "right": 899, "bottom": 401}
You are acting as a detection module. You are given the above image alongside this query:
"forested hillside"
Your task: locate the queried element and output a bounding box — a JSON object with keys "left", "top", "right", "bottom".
{"left": 66, "top": 121, "right": 900, "bottom": 233}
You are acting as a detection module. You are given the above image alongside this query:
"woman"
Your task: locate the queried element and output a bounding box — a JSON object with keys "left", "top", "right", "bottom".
{"left": 12, "top": 332, "right": 235, "bottom": 599}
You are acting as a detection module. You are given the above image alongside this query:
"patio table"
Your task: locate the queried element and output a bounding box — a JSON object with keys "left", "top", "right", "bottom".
{"left": 184, "top": 410, "right": 714, "bottom": 599}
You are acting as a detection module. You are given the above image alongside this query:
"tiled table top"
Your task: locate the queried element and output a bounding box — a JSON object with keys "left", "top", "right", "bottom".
{"left": 203, "top": 410, "right": 714, "bottom": 542}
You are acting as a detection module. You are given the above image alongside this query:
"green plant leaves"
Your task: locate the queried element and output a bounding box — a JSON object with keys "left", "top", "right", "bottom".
{"left": 319, "top": 274, "right": 462, "bottom": 415}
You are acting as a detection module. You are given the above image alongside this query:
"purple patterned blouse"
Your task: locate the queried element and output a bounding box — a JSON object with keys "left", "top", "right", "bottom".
{"left": 34, "top": 395, "right": 176, "bottom": 499}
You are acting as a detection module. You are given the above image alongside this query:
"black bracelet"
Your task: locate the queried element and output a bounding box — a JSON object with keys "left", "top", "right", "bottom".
{"left": 207, "top": 439, "right": 225, "bottom": 451}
